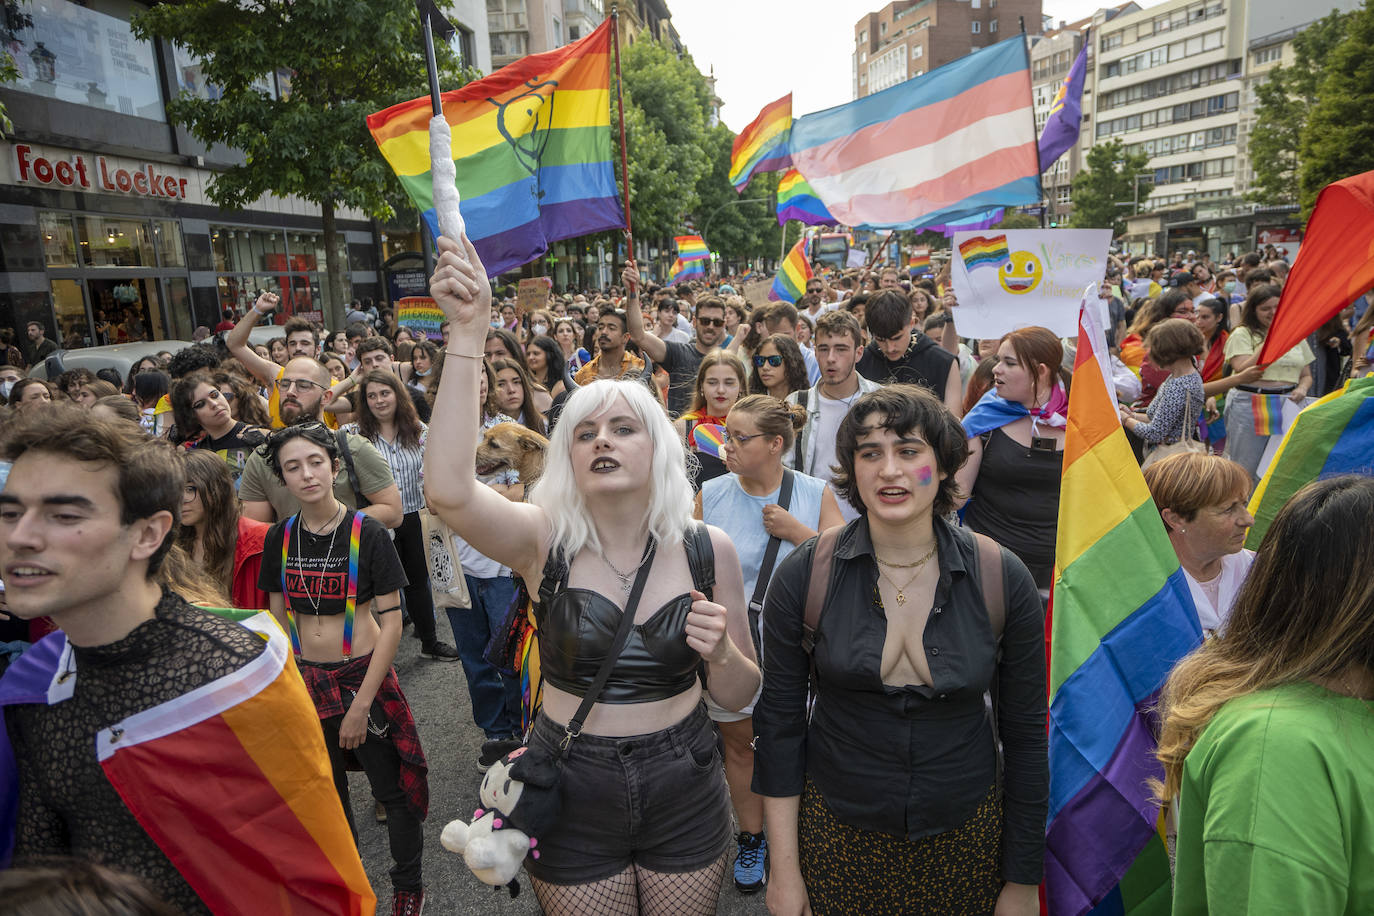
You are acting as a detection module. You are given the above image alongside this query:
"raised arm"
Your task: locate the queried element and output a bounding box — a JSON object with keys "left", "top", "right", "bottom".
{"left": 622, "top": 262, "right": 667, "bottom": 364}
{"left": 227, "top": 293, "right": 287, "bottom": 388}
{"left": 424, "top": 234, "right": 547, "bottom": 577}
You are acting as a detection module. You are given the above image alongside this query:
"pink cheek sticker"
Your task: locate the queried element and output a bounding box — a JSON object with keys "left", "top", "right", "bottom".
{"left": 916, "top": 466, "right": 933, "bottom": 486}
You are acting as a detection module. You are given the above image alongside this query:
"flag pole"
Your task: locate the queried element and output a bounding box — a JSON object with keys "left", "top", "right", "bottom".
{"left": 419, "top": 2, "right": 444, "bottom": 118}
{"left": 611, "top": 5, "right": 636, "bottom": 285}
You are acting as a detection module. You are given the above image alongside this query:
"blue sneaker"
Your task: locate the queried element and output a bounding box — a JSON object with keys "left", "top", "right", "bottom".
{"left": 733, "top": 830, "right": 767, "bottom": 893}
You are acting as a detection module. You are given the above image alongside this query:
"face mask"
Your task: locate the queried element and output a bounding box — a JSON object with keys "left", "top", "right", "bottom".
{"left": 532, "top": 322, "right": 547, "bottom": 336}
{"left": 1223, "top": 281, "right": 1236, "bottom": 293}
{"left": 0, "top": 381, "right": 12, "bottom": 400}
{"left": 490, "top": 319, "right": 501, "bottom": 328}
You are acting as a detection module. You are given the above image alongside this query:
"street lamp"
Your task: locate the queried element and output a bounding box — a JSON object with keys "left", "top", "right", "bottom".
{"left": 701, "top": 197, "right": 769, "bottom": 239}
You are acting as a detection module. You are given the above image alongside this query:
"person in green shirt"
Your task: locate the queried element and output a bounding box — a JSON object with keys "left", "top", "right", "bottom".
{"left": 1156, "top": 475, "right": 1374, "bottom": 916}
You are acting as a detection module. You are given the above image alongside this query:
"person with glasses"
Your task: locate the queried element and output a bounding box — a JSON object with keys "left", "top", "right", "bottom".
{"left": 226, "top": 292, "right": 350, "bottom": 429}
{"left": 674, "top": 351, "right": 749, "bottom": 491}
{"left": 238, "top": 359, "right": 403, "bottom": 530}
{"left": 169, "top": 370, "right": 269, "bottom": 487}
{"left": 255, "top": 424, "right": 428, "bottom": 916}
{"left": 695, "top": 394, "right": 843, "bottom": 895}
{"left": 749, "top": 334, "right": 810, "bottom": 402}
{"left": 623, "top": 262, "right": 729, "bottom": 417}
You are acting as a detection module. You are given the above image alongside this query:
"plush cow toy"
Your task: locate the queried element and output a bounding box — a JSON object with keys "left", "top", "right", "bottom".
{"left": 440, "top": 745, "right": 562, "bottom": 897}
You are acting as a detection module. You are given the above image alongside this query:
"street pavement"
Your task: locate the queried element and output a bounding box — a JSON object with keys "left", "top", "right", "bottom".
{"left": 353, "top": 620, "right": 770, "bottom": 914}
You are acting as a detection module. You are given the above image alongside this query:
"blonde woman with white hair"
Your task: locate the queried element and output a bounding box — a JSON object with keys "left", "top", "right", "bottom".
{"left": 425, "top": 236, "right": 759, "bottom": 916}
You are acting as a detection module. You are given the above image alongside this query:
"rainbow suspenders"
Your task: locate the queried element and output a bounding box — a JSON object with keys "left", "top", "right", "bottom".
{"left": 280, "top": 511, "right": 364, "bottom": 659}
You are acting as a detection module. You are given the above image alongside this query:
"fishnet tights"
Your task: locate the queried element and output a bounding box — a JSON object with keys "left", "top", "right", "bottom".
{"left": 531, "top": 853, "right": 728, "bottom": 916}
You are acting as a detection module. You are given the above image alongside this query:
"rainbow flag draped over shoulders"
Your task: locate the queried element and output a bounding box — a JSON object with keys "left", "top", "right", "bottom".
{"left": 787, "top": 38, "right": 1040, "bottom": 229}
{"left": 769, "top": 236, "right": 812, "bottom": 303}
{"left": 674, "top": 234, "right": 710, "bottom": 262}
{"left": 1246, "top": 374, "right": 1374, "bottom": 549}
{"left": 729, "top": 92, "right": 793, "bottom": 191}
{"left": 776, "top": 168, "right": 834, "bottom": 226}
{"left": 0, "top": 614, "right": 375, "bottom": 915}
{"left": 668, "top": 256, "right": 706, "bottom": 285}
{"left": 367, "top": 19, "right": 623, "bottom": 277}
{"left": 1046, "top": 301, "right": 1200, "bottom": 916}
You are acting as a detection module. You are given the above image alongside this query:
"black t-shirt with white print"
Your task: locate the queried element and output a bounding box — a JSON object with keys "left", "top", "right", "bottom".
{"left": 259, "top": 511, "right": 407, "bottom": 615}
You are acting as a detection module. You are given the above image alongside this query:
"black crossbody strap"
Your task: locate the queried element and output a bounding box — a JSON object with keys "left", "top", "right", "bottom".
{"left": 560, "top": 539, "right": 657, "bottom": 755}
{"left": 748, "top": 470, "right": 795, "bottom": 658}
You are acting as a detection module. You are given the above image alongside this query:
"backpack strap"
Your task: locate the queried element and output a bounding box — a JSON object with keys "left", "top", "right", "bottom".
{"left": 801, "top": 525, "right": 843, "bottom": 656}
{"left": 334, "top": 429, "right": 371, "bottom": 508}
{"left": 683, "top": 519, "right": 715, "bottom": 601}
{"left": 972, "top": 532, "right": 1005, "bottom": 641}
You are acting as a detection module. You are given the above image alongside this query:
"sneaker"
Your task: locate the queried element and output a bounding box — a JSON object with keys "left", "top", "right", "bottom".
{"left": 374, "top": 800, "right": 387, "bottom": 824}
{"left": 418, "top": 641, "right": 461, "bottom": 662}
{"left": 391, "top": 889, "right": 424, "bottom": 916}
{"left": 733, "top": 830, "right": 767, "bottom": 893}
{"left": 477, "top": 736, "right": 524, "bottom": 773}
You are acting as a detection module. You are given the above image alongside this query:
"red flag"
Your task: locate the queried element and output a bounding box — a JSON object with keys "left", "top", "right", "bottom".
{"left": 1258, "top": 170, "right": 1374, "bottom": 365}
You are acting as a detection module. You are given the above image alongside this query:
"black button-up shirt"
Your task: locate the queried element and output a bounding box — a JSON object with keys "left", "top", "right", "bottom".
{"left": 753, "top": 515, "right": 1048, "bottom": 885}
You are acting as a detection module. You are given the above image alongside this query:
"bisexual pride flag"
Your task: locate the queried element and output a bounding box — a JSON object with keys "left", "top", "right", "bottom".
{"left": 367, "top": 20, "right": 623, "bottom": 277}
{"left": 1046, "top": 301, "right": 1200, "bottom": 916}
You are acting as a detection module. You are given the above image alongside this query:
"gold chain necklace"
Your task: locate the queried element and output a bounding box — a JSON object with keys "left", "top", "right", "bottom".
{"left": 875, "top": 543, "right": 938, "bottom": 606}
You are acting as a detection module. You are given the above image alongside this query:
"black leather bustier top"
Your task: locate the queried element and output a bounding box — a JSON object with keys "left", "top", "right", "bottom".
{"left": 535, "top": 527, "right": 720, "bottom": 705}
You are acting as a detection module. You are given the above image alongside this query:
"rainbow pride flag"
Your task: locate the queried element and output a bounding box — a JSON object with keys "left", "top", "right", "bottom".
{"left": 674, "top": 234, "right": 711, "bottom": 262}
{"left": 1046, "top": 301, "right": 1200, "bottom": 916}
{"left": 729, "top": 92, "right": 793, "bottom": 191}
{"left": 908, "top": 248, "right": 933, "bottom": 275}
{"left": 1250, "top": 392, "right": 1285, "bottom": 436}
{"left": 739, "top": 266, "right": 754, "bottom": 281}
{"left": 366, "top": 20, "right": 623, "bottom": 277}
{"left": 769, "top": 236, "right": 813, "bottom": 304}
{"left": 775, "top": 168, "right": 835, "bottom": 226}
{"left": 958, "top": 233, "right": 1009, "bottom": 271}
{"left": 1246, "top": 374, "right": 1374, "bottom": 549}
{"left": 0, "top": 614, "right": 375, "bottom": 914}
{"left": 668, "top": 257, "right": 706, "bottom": 285}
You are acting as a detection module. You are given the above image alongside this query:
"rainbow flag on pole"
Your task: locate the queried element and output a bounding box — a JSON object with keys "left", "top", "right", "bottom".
{"left": 769, "top": 236, "right": 813, "bottom": 304}
{"left": 668, "top": 257, "right": 706, "bottom": 285}
{"left": 0, "top": 613, "right": 375, "bottom": 914}
{"left": 1046, "top": 297, "right": 1201, "bottom": 916}
{"left": 776, "top": 168, "right": 835, "bottom": 226}
{"left": 674, "top": 234, "right": 711, "bottom": 262}
{"left": 1246, "top": 374, "right": 1374, "bottom": 549}
{"left": 366, "top": 20, "right": 623, "bottom": 277}
{"left": 729, "top": 92, "right": 793, "bottom": 191}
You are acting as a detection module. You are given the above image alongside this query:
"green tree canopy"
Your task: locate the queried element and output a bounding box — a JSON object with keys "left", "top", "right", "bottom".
{"left": 132, "top": 0, "right": 468, "bottom": 324}
{"left": 1299, "top": 1, "right": 1374, "bottom": 216}
{"left": 1248, "top": 10, "right": 1352, "bottom": 206}
{"left": 1068, "top": 140, "right": 1151, "bottom": 237}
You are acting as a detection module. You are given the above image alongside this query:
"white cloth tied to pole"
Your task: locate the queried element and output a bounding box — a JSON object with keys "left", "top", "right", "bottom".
{"left": 429, "top": 115, "right": 467, "bottom": 244}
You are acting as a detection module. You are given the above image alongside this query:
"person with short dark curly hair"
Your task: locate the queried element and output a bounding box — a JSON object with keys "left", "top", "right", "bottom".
{"left": 754, "top": 384, "right": 1046, "bottom": 916}
{"left": 856, "top": 290, "right": 962, "bottom": 417}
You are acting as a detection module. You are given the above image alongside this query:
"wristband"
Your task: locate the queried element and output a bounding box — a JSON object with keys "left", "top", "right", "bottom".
{"left": 446, "top": 350, "right": 485, "bottom": 359}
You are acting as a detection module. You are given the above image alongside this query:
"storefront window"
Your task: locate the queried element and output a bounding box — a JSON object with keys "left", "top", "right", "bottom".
{"left": 170, "top": 42, "right": 278, "bottom": 101}
{"left": 163, "top": 277, "right": 193, "bottom": 340}
{"left": 153, "top": 220, "right": 185, "bottom": 267}
{"left": 50, "top": 278, "right": 90, "bottom": 348}
{"left": 9, "top": 0, "right": 165, "bottom": 121}
{"left": 211, "top": 226, "right": 295, "bottom": 272}
{"left": 39, "top": 211, "right": 78, "bottom": 267}
{"left": 77, "top": 215, "right": 156, "bottom": 267}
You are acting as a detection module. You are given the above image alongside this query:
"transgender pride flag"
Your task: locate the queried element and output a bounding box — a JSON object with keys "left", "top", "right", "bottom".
{"left": 788, "top": 38, "right": 1041, "bottom": 230}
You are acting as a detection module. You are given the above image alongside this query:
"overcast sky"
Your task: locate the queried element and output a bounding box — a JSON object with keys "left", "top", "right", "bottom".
{"left": 671, "top": 0, "right": 1163, "bottom": 132}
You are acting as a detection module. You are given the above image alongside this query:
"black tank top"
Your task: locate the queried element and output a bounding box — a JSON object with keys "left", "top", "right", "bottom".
{"left": 964, "top": 427, "right": 1062, "bottom": 589}
{"left": 534, "top": 523, "right": 715, "bottom": 704}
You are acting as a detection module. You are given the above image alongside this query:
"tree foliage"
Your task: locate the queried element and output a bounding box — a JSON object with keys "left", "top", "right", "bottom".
{"left": 1248, "top": 11, "right": 1352, "bottom": 206}
{"left": 1299, "top": 1, "right": 1374, "bottom": 217}
{"left": 131, "top": 0, "right": 468, "bottom": 323}
{"left": 0, "top": 0, "right": 33, "bottom": 135}
{"left": 1068, "top": 140, "right": 1151, "bottom": 237}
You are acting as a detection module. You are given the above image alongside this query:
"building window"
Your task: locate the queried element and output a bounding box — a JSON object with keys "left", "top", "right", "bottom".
{"left": 1253, "top": 46, "right": 1282, "bottom": 64}
{"left": 552, "top": 17, "right": 562, "bottom": 46}
{"left": 9, "top": 0, "right": 166, "bottom": 121}
{"left": 450, "top": 27, "right": 476, "bottom": 68}
{"left": 860, "top": 29, "right": 867, "bottom": 42}
{"left": 912, "top": 44, "right": 923, "bottom": 59}
{"left": 881, "top": 22, "right": 888, "bottom": 34}
{"left": 972, "top": 0, "right": 981, "bottom": 7}
{"left": 972, "top": 21, "right": 981, "bottom": 33}
{"left": 488, "top": 0, "right": 527, "bottom": 31}
{"left": 490, "top": 30, "right": 528, "bottom": 57}
{"left": 990, "top": 18, "right": 998, "bottom": 32}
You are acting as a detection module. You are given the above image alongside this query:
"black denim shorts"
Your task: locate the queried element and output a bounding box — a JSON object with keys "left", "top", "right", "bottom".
{"left": 521, "top": 703, "right": 732, "bottom": 885}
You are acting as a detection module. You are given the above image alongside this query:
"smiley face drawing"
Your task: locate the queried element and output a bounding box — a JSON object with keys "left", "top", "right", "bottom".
{"left": 999, "top": 251, "right": 1043, "bottom": 294}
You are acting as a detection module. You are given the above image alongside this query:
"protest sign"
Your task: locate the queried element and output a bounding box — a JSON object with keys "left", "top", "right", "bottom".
{"left": 397, "top": 297, "right": 444, "bottom": 342}
{"left": 516, "top": 277, "right": 551, "bottom": 316}
{"left": 948, "top": 229, "right": 1111, "bottom": 338}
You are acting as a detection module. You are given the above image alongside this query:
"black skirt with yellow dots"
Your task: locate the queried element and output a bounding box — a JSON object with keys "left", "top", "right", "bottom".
{"left": 798, "top": 777, "right": 1003, "bottom": 916}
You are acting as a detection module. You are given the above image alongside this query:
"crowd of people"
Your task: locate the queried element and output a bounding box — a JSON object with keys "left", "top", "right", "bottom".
{"left": 0, "top": 233, "right": 1368, "bottom": 916}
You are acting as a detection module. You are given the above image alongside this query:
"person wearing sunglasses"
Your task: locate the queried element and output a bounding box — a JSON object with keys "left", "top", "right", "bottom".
{"left": 237, "top": 358, "right": 403, "bottom": 530}
{"left": 749, "top": 334, "right": 810, "bottom": 402}
{"left": 623, "top": 262, "right": 729, "bottom": 417}
{"left": 170, "top": 370, "right": 269, "bottom": 487}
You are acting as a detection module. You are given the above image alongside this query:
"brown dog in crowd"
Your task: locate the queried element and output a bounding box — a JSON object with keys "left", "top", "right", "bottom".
{"left": 474, "top": 422, "right": 549, "bottom": 489}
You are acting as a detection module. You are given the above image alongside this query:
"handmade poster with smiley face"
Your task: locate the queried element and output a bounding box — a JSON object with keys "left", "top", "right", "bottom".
{"left": 948, "top": 229, "right": 1112, "bottom": 338}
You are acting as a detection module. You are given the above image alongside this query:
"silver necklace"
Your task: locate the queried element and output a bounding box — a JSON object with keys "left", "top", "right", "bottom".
{"left": 293, "top": 503, "right": 345, "bottom": 619}
{"left": 599, "top": 542, "right": 651, "bottom": 595}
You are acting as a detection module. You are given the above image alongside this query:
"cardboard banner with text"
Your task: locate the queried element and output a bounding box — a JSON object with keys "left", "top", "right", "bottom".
{"left": 948, "top": 229, "right": 1112, "bottom": 338}
{"left": 397, "top": 297, "right": 445, "bottom": 342}
{"left": 516, "top": 277, "right": 552, "bottom": 316}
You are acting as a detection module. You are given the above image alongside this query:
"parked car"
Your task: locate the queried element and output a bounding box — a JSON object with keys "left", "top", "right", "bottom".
{"left": 28, "top": 341, "right": 197, "bottom": 382}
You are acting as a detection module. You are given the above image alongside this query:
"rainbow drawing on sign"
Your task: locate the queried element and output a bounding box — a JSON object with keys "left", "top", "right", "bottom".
{"left": 959, "top": 234, "right": 1010, "bottom": 271}
{"left": 692, "top": 423, "right": 726, "bottom": 459}
{"left": 397, "top": 297, "right": 445, "bottom": 342}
